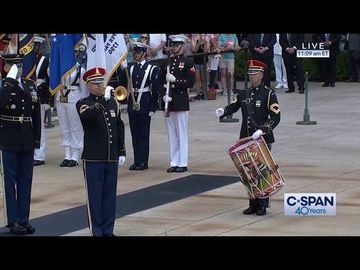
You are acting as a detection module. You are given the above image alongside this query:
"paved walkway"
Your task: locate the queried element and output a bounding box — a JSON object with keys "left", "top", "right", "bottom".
{"left": 1, "top": 81, "right": 360, "bottom": 236}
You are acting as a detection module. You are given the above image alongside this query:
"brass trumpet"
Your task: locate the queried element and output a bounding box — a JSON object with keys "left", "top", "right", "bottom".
{"left": 113, "top": 86, "right": 128, "bottom": 101}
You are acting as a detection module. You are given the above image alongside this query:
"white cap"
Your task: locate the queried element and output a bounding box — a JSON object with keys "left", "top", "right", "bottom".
{"left": 133, "top": 41, "right": 150, "bottom": 50}
{"left": 169, "top": 34, "right": 188, "bottom": 43}
{"left": 34, "top": 35, "right": 45, "bottom": 43}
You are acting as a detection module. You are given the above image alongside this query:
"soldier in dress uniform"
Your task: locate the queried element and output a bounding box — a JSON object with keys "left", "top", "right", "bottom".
{"left": 56, "top": 46, "right": 87, "bottom": 167}
{"left": 215, "top": 59, "right": 280, "bottom": 216}
{"left": 0, "top": 54, "right": 41, "bottom": 235}
{"left": 128, "top": 42, "right": 158, "bottom": 171}
{"left": 76, "top": 67, "right": 126, "bottom": 236}
{"left": 158, "top": 34, "right": 196, "bottom": 173}
{"left": 33, "top": 35, "right": 51, "bottom": 166}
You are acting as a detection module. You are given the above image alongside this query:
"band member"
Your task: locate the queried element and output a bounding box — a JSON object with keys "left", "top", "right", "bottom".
{"left": 76, "top": 67, "right": 126, "bottom": 236}
{"left": 215, "top": 59, "right": 280, "bottom": 215}
{"left": 0, "top": 54, "right": 41, "bottom": 235}
{"left": 33, "top": 35, "right": 51, "bottom": 166}
{"left": 128, "top": 42, "right": 158, "bottom": 170}
{"left": 158, "top": 35, "right": 195, "bottom": 173}
{"left": 55, "top": 47, "right": 87, "bottom": 167}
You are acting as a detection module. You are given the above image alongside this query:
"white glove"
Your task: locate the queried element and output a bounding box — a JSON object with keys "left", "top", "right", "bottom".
{"left": 163, "top": 95, "right": 172, "bottom": 102}
{"left": 166, "top": 73, "right": 176, "bottom": 83}
{"left": 149, "top": 111, "right": 155, "bottom": 117}
{"left": 104, "top": 86, "right": 114, "bottom": 101}
{"left": 215, "top": 108, "right": 224, "bottom": 117}
{"left": 118, "top": 156, "right": 126, "bottom": 166}
{"left": 7, "top": 64, "right": 18, "bottom": 79}
{"left": 252, "top": 129, "right": 264, "bottom": 140}
{"left": 43, "top": 104, "right": 51, "bottom": 111}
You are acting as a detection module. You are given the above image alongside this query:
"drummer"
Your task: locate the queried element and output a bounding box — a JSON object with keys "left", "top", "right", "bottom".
{"left": 215, "top": 59, "right": 281, "bottom": 216}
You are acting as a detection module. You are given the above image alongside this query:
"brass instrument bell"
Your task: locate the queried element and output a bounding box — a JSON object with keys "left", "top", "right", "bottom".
{"left": 113, "top": 86, "right": 127, "bottom": 101}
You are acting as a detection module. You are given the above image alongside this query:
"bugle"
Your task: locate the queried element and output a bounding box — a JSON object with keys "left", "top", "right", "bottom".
{"left": 113, "top": 86, "right": 127, "bottom": 101}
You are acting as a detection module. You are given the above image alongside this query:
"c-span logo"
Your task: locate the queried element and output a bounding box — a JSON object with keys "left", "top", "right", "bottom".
{"left": 284, "top": 193, "right": 336, "bottom": 216}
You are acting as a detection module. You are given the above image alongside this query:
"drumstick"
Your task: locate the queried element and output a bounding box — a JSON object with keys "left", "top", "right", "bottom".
{"left": 236, "top": 136, "right": 253, "bottom": 144}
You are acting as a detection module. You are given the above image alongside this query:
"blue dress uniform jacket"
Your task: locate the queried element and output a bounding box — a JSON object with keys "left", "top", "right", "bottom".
{"left": 76, "top": 94, "right": 126, "bottom": 160}
{"left": 158, "top": 54, "right": 195, "bottom": 111}
{"left": 221, "top": 84, "right": 280, "bottom": 144}
{"left": 128, "top": 61, "right": 158, "bottom": 114}
{"left": 0, "top": 77, "right": 41, "bottom": 151}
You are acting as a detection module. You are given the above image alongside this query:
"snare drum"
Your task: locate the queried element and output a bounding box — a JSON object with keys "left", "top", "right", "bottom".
{"left": 228, "top": 136, "right": 285, "bottom": 199}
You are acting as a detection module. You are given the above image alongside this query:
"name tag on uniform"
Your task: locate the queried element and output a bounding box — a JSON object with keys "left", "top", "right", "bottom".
{"left": 256, "top": 100, "right": 261, "bottom": 107}
{"left": 110, "top": 110, "right": 116, "bottom": 117}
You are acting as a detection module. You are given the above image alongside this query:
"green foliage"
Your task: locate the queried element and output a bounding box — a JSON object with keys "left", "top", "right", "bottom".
{"left": 234, "top": 51, "right": 350, "bottom": 82}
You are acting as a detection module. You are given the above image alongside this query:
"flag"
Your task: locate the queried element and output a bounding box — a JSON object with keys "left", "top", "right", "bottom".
{"left": 19, "top": 34, "right": 36, "bottom": 81}
{"left": 49, "top": 33, "right": 84, "bottom": 95}
{"left": 103, "top": 34, "right": 128, "bottom": 84}
{"left": 85, "top": 34, "right": 106, "bottom": 72}
{"left": 85, "top": 34, "right": 128, "bottom": 85}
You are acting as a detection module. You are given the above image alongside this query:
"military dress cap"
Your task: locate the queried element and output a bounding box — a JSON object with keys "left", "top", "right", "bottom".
{"left": 133, "top": 41, "right": 150, "bottom": 52}
{"left": 1, "top": 53, "right": 23, "bottom": 64}
{"left": 247, "top": 59, "right": 267, "bottom": 74}
{"left": 169, "top": 34, "right": 188, "bottom": 45}
{"left": 83, "top": 67, "right": 105, "bottom": 83}
{"left": 34, "top": 35, "right": 45, "bottom": 43}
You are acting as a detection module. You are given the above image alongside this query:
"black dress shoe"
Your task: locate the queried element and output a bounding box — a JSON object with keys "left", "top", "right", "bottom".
{"left": 167, "top": 166, "right": 178, "bottom": 173}
{"left": 129, "top": 164, "right": 137, "bottom": 170}
{"left": 67, "top": 160, "right": 78, "bottom": 167}
{"left": 285, "top": 89, "right": 295, "bottom": 93}
{"left": 322, "top": 83, "right": 329, "bottom": 87}
{"left": 175, "top": 166, "right": 188, "bottom": 173}
{"left": 330, "top": 83, "right": 335, "bottom": 87}
{"left": 298, "top": 89, "right": 305, "bottom": 94}
{"left": 243, "top": 207, "right": 256, "bottom": 215}
{"left": 33, "top": 160, "right": 45, "bottom": 166}
{"left": 7, "top": 223, "right": 27, "bottom": 235}
{"left": 60, "top": 159, "right": 70, "bottom": 167}
{"left": 135, "top": 164, "right": 148, "bottom": 170}
{"left": 256, "top": 207, "right": 267, "bottom": 216}
{"left": 21, "top": 223, "right": 35, "bottom": 234}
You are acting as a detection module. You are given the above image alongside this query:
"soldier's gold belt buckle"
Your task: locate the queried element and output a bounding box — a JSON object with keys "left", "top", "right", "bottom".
{"left": 19, "top": 116, "right": 23, "bottom": 123}
{"left": 132, "top": 103, "right": 140, "bottom": 111}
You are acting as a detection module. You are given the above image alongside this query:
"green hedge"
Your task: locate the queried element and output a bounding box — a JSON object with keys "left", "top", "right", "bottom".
{"left": 234, "top": 51, "right": 349, "bottom": 81}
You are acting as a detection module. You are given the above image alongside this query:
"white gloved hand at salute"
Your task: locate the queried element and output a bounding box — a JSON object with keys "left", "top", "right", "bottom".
{"left": 7, "top": 64, "right": 18, "bottom": 79}
{"left": 104, "top": 86, "right": 114, "bottom": 101}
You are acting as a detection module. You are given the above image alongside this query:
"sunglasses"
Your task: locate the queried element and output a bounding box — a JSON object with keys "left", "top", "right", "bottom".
{"left": 140, "top": 36, "right": 149, "bottom": 40}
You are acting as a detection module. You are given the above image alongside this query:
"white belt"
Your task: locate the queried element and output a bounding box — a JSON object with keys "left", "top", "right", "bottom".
{"left": 133, "top": 87, "right": 150, "bottom": 93}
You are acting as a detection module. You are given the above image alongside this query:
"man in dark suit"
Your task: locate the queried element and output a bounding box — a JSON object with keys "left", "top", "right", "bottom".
{"left": 0, "top": 53, "right": 41, "bottom": 235}
{"left": 279, "top": 34, "right": 305, "bottom": 94}
{"left": 127, "top": 42, "right": 158, "bottom": 171}
{"left": 248, "top": 34, "right": 276, "bottom": 87}
{"left": 76, "top": 67, "right": 126, "bottom": 236}
{"left": 215, "top": 60, "right": 281, "bottom": 216}
{"left": 158, "top": 35, "right": 195, "bottom": 173}
{"left": 346, "top": 34, "right": 360, "bottom": 82}
{"left": 312, "top": 34, "right": 341, "bottom": 87}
